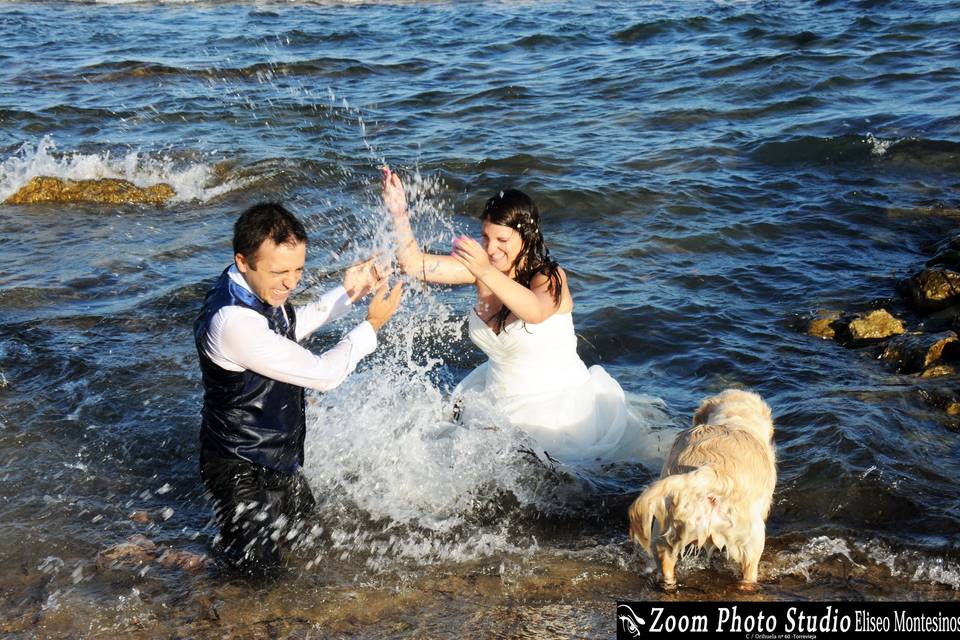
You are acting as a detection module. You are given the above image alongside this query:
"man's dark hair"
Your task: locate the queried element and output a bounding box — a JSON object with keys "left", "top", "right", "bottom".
{"left": 233, "top": 203, "right": 309, "bottom": 267}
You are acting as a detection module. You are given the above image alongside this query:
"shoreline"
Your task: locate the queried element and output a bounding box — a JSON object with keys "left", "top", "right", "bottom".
{"left": 5, "top": 533, "right": 958, "bottom": 639}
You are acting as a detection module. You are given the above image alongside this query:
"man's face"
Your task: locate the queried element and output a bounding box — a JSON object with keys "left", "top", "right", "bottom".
{"left": 235, "top": 238, "right": 306, "bottom": 307}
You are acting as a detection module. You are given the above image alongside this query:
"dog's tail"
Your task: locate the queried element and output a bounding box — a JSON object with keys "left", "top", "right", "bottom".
{"left": 628, "top": 467, "right": 732, "bottom": 554}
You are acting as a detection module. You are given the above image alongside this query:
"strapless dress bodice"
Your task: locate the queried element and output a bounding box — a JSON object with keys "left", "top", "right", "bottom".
{"left": 454, "top": 308, "right": 665, "bottom": 466}
{"left": 466, "top": 310, "right": 590, "bottom": 397}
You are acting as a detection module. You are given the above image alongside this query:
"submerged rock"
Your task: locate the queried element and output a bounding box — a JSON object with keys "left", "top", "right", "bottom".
{"left": 96, "top": 534, "right": 157, "bottom": 571}
{"left": 130, "top": 510, "right": 151, "bottom": 524}
{"left": 920, "top": 387, "right": 960, "bottom": 417}
{"left": 192, "top": 594, "right": 220, "bottom": 621}
{"left": 157, "top": 549, "right": 209, "bottom": 572}
{"left": 900, "top": 267, "right": 960, "bottom": 313}
{"left": 881, "top": 331, "right": 958, "bottom": 374}
{"left": 5, "top": 176, "right": 175, "bottom": 205}
{"left": 96, "top": 534, "right": 208, "bottom": 573}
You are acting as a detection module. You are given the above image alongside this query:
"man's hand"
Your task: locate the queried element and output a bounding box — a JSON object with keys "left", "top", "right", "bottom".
{"left": 366, "top": 281, "right": 404, "bottom": 332}
{"left": 344, "top": 257, "right": 388, "bottom": 302}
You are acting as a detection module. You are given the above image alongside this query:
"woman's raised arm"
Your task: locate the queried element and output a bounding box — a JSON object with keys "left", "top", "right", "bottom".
{"left": 382, "top": 167, "right": 476, "bottom": 285}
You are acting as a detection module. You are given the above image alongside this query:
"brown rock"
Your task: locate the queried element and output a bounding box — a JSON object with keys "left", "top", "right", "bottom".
{"left": 919, "top": 387, "right": 960, "bottom": 417}
{"left": 157, "top": 549, "right": 209, "bottom": 572}
{"left": 920, "top": 364, "right": 956, "bottom": 378}
{"left": 901, "top": 268, "right": 960, "bottom": 312}
{"left": 881, "top": 331, "right": 958, "bottom": 373}
{"left": 5, "top": 176, "right": 175, "bottom": 205}
{"left": 130, "top": 510, "right": 151, "bottom": 524}
{"left": 96, "top": 534, "right": 157, "bottom": 571}
{"left": 844, "top": 309, "right": 905, "bottom": 343}
{"left": 193, "top": 594, "right": 220, "bottom": 621}
{"left": 807, "top": 310, "right": 842, "bottom": 340}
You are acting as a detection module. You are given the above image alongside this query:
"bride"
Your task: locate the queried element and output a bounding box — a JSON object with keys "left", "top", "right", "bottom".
{"left": 382, "top": 167, "right": 663, "bottom": 466}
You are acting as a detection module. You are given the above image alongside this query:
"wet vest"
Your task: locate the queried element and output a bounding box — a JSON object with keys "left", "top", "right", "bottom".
{"left": 194, "top": 267, "right": 305, "bottom": 475}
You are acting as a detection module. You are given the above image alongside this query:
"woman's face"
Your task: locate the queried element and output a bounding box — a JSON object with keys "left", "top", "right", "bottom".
{"left": 481, "top": 219, "right": 524, "bottom": 275}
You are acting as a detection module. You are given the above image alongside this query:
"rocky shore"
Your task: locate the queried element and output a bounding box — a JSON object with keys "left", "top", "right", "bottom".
{"left": 803, "top": 230, "right": 960, "bottom": 420}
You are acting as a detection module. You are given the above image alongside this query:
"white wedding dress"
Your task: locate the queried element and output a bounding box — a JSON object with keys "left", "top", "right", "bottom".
{"left": 453, "top": 309, "right": 666, "bottom": 467}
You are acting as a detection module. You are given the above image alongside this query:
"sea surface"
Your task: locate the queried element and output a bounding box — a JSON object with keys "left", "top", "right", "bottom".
{"left": 2, "top": 0, "right": 960, "bottom": 637}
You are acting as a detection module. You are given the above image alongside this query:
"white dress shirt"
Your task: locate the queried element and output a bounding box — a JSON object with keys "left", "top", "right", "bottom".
{"left": 201, "top": 266, "right": 377, "bottom": 391}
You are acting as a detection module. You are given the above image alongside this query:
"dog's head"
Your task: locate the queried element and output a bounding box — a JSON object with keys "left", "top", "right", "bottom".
{"left": 692, "top": 389, "right": 774, "bottom": 443}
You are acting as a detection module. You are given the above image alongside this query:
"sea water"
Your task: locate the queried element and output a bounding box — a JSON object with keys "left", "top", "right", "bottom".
{"left": 2, "top": 1, "right": 960, "bottom": 636}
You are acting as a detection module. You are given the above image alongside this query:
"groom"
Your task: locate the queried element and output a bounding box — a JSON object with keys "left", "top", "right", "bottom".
{"left": 194, "top": 202, "right": 402, "bottom": 572}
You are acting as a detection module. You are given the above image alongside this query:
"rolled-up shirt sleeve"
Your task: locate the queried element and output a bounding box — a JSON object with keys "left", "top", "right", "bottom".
{"left": 205, "top": 306, "right": 377, "bottom": 391}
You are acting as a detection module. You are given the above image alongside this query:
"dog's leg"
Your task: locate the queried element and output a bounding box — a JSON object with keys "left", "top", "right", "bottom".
{"left": 736, "top": 519, "right": 766, "bottom": 591}
{"left": 658, "top": 544, "right": 679, "bottom": 591}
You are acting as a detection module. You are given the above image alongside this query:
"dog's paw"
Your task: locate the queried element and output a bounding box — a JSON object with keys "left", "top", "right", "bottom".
{"left": 659, "top": 579, "right": 678, "bottom": 593}
{"left": 735, "top": 581, "right": 759, "bottom": 593}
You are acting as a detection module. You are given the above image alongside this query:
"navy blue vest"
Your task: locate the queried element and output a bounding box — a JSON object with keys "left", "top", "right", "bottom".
{"left": 194, "top": 267, "right": 305, "bottom": 475}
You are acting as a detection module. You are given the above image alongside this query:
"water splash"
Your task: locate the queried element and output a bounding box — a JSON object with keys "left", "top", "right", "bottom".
{"left": 298, "top": 172, "right": 634, "bottom": 568}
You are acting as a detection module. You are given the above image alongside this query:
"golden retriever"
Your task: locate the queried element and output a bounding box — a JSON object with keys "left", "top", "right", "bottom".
{"left": 628, "top": 389, "right": 776, "bottom": 590}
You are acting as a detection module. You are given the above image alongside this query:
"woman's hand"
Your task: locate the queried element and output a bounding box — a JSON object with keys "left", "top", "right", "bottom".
{"left": 451, "top": 235, "right": 493, "bottom": 280}
{"left": 382, "top": 166, "right": 407, "bottom": 220}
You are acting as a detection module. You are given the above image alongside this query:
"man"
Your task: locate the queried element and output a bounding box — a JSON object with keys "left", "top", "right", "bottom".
{"left": 194, "top": 202, "right": 402, "bottom": 572}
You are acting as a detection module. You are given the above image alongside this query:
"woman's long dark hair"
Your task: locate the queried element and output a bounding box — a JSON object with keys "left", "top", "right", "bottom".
{"left": 481, "top": 189, "right": 562, "bottom": 331}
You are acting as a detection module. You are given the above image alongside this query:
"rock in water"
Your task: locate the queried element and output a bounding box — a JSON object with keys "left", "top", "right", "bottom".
{"left": 806, "top": 310, "right": 843, "bottom": 339}
{"left": 920, "top": 364, "right": 956, "bottom": 378}
{"left": 881, "top": 331, "right": 958, "bottom": 373}
{"left": 900, "top": 267, "right": 960, "bottom": 312}
{"left": 841, "top": 309, "right": 905, "bottom": 344}
{"left": 129, "top": 510, "right": 151, "bottom": 524}
{"left": 96, "top": 534, "right": 158, "bottom": 571}
{"left": 5, "top": 176, "right": 175, "bottom": 205}
{"left": 157, "top": 549, "right": 209, "bottom": 572}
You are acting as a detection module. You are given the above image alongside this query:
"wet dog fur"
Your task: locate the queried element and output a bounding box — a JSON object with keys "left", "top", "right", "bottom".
{"left": 628, "top": 389, "right": 776, "bottom": 590}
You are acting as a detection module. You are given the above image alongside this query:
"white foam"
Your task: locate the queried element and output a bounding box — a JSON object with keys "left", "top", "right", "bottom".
{"left": 769, "top": 536, "right": 860, "bottom": 581}
{"left": 857, "top": 538, "right": 960, "bottom": 590}
{"left": 865, "top": 132, "right": 896, "bottom": 157}
{"left": 770, "top": 535, "right": 960, "bottom": 590}
{"left": 0, "top": 136, "right": 248, "bottom": 204}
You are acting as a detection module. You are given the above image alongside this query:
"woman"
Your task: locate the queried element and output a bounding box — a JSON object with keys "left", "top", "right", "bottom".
{"left": 382, "top": 167, "right": 655, "bottom": 466}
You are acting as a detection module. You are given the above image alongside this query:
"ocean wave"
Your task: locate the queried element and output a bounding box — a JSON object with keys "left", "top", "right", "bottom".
{"left": 0, "top": 137, "right": 250, "bottom": 204}
{"left": 76, "top": 56, "right": 428, "bottom": 83}
{"left": 612, "top": 16, "right": 711, "bottom": 44}
{"left": 752, "top": 134, "right": 960, "bottom": 169}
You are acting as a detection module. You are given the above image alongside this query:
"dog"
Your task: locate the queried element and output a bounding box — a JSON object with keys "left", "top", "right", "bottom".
{"left": 628, "top": 389, "right": 776, "bottom": 591}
